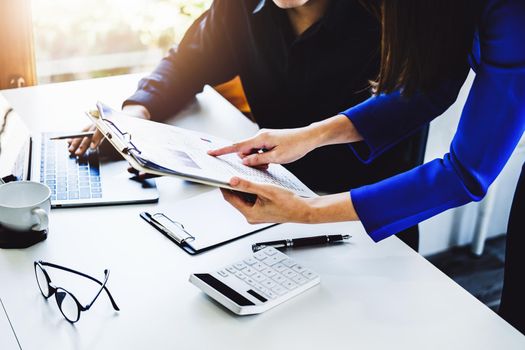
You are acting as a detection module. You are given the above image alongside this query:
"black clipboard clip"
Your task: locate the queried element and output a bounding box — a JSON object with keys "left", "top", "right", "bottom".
{"left": 140, "top": 212, "right": 197, "bottom": 254}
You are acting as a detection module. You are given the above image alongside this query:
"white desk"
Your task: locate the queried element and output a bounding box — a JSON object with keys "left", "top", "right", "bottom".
{"left": 0, "top": 298, "right": 20, "bottom": 350}
{"left": 1, "top": 75, "right": 524, "bottom": 350}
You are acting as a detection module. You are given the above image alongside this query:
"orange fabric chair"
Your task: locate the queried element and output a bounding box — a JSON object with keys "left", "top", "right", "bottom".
{"left": 214, "top": 76, "right": 251, "bottom": 115}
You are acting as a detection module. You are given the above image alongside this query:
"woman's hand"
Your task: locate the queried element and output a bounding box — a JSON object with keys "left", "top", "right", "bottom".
{"left": 221, "top": 177, "right": 359, "bottom": 224}
{"left": 68, "top": 104, "right": 151, "bottom": 157}
{"left": 208, "top": 127, "right": 319, "bottom": 168}
{"left": 208, "top": 114, "right": 363, "bottom": 168}
{"left": 221, "top": 177, "right": 315, "bottom": 224}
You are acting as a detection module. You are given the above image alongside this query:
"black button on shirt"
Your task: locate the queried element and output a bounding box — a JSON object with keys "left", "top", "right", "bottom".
{"left": 125, "top": 0, "right": 426, "bottom": 193}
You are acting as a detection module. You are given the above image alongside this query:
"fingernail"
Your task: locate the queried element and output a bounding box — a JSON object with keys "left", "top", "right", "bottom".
{"left": 90, "top": 142, "right": 96, "bottom": 149}
{"left": 230, "top": 177, "right": 240, "bottom": 186}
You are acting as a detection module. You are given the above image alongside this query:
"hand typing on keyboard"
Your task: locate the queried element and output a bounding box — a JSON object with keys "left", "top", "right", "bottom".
{"left": 68, "top": 104, "right": 151, "bottom": 157}
{"left": 42, "top": 135, "right": 102, "bottom": 201}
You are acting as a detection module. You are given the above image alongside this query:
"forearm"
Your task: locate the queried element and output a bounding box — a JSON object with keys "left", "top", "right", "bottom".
{"left": 306, "top": 114, "right": 363, "bottom": 149}
{"left": 122, "top": 104, "right": 151, "bottom": 120}
{"left": 305, "top": 192, "right": 359, "bottom": 223}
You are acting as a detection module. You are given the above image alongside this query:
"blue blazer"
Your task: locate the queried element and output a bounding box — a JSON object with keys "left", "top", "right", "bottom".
{"left": 341, "top": 0, "right": 525, "bottom": 242}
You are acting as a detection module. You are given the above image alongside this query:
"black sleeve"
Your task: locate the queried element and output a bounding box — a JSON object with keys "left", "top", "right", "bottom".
{"left": 124, "top": 0, "right": 239, "bottom": 121}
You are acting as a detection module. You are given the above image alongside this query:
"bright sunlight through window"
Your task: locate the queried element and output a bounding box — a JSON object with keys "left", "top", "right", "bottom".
{"left": 31, "top": 0, "right": 212, "bottom": 83}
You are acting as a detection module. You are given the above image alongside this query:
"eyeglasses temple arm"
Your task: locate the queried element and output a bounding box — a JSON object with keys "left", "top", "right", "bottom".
{"left": 85, "top": 269, "right": 115, "bottom": 311}
{"left": 39, "top": 261, "right": 120, "bottom": 310}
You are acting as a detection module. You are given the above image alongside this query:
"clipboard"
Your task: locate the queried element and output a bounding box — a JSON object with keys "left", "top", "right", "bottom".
{"left": 140, "top": 189, "right": 277, "bottom": 255}
{"left": 86, "top": 101, "right": 317, "bottom": 198}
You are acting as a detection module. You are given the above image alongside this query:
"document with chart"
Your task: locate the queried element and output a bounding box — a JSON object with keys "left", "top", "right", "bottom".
{"left": 88, "top": 102, "right": 316, "bottom": 197}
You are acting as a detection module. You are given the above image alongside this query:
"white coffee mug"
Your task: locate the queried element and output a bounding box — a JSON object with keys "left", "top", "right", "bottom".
{"left": 0, "top": 181, "right": 51, "bottom": 232}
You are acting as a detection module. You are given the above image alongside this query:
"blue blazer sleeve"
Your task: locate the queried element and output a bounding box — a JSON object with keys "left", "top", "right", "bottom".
{"left": 341, "top": 73, "right": 469, "bottom": 163}
{"left": 348, "top": 0, "right": 525, "bottom": 242}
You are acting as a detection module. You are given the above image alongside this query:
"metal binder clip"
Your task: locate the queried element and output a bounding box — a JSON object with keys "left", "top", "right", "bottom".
{"left": 148, "top": 213, "right": 195, "bottom": 245}
{"left": 96, "top": 102, "right": 140, "bottom": 155}
{"left": 100, "top": 118, "right": 140, "bottom": 155}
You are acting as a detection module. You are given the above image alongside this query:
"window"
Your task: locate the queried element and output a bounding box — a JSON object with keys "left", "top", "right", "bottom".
{"left": 31, "top": 0, "right": 212, "bottom": 84}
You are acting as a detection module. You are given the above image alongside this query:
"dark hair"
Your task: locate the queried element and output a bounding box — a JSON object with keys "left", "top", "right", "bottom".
{"left": 359, "top": 0, "right": 479, "bottom": 97}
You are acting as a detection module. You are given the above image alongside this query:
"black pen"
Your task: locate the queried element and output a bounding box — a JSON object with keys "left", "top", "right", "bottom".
{"left": 49, "top": 131, "right": 95, "bottom": 140}
{"left": 252, "top": 234, "right": 351, "bottom": 252}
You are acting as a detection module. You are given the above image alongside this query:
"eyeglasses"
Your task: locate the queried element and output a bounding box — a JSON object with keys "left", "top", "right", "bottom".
{"left": 34, "top": 261, "right": 120, "bottom": 323}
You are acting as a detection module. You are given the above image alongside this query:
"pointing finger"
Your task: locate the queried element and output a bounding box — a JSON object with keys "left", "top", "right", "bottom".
{"left": 208, "top": 144, "right": 241, "bottom": 156}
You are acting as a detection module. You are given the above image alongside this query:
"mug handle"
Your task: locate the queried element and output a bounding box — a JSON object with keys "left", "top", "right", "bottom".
{"left": 31, "top": 208, "right": 49, "bottom": 231}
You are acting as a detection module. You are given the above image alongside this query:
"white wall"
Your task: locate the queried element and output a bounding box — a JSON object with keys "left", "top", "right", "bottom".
{"left": 419, "top": 71, "right": 525, "bottom": 256}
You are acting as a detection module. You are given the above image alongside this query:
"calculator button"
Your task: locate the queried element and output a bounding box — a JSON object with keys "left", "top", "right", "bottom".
{"left": 235, "top": 271, "right": 246, "bottom": 280}
{"left": 292, "top": 275, "right": 308, "bottom": 285}
{"left": 282, "top": 280, "right": 298, "bottom": 290}
{"left": 260, "top": 286, "right": 271, "bottom": 295}
{"left": 261, "top": 268, "right": 277, "bottom": 278}
{"left": 254, "top": 251, "right": 267, "bottom": 260}
{"left": 244, "top": 258, "right": 257, "bottom": 265}
{"left": 234, "top": 262, "right": 247, "bottom": 270}
{"left": 281, "top": 259, "right": 296, "bottom": 268}
{"left": 273, "top": 263, "right": 287, "bottom": 273}
{"left": 253, "top": 283, "right": 266, "bottom": 293}
{"left": 243, "top": 267, "right": 256, "bottom": 276}
{"left": 253, "top": 273, "right": 266, "bottom": 282}
{"left": 218, "top": 270, "right": 229, "bottom": 277}
{"left": 272, "top": 285, "right": 287, "bottom": 295}
{"left": 252, "top": 262, "right": 266, "bottom": 271}
{"left": 302, "top": 269, "right": 318, "bottom": 279}
{"left": 262, "top": 280, "right": 277, "bottom": 289}
{"left": 265, "top": 290, "right": 277, "bottom": 299}
{"left": 272, "top": 275, "right": 286, "bottom": 284}
{"left": 263, "top": 255, "right": 286, "bottom": 266}
{"left": 263, "top": 247, "right": 278, "bottom": 256}
{"left": 292, "top": 265, "right": 306, "bottom": 273}
{"left": 282, "top": 269, "right": 297, "bottom": 279}
{"left": 226, "top": 266, "right": 237, "bottom": 273}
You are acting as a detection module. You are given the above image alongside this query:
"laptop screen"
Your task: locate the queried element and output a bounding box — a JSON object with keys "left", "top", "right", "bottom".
{"left": 0, "top": 94, "right": 31, "bottom": 182}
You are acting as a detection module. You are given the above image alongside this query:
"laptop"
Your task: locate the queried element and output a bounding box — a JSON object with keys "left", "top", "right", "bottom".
{"left": 0, "top": 95, "right": 159, "bottom": 208}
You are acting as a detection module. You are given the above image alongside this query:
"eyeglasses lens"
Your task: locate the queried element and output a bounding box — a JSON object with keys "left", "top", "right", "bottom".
{"left": 55, "top": 289, "right": 80, "bottom": 323}
{"left": 35, "top": 264, "right": 50, "bottom": 298}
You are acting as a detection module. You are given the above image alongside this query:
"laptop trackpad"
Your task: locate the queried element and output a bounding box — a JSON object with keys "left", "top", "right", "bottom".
{"left": 99, "top": 159, "right": 158, "bottom": 202}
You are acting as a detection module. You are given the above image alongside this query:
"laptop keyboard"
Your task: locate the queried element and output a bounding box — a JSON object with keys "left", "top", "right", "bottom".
{"left": 40, "top": 135, "right": 102, "bottom": 201}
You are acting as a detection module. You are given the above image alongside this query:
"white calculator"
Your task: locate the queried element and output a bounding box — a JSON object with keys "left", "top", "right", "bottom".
{"left": 189, "top": 246, "right": 320, "bottom": 315}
